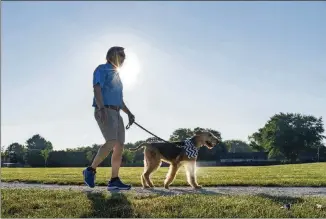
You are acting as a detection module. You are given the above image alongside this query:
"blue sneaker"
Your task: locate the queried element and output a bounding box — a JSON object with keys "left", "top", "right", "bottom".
{"left": 83, "top": 167, "right": 96, "bottom": 188}
{"left": 107, "top": 177, "right": 131, "bottom": 190}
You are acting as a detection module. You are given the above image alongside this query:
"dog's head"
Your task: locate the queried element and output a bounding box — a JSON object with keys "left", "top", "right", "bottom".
{"left": 194, "top": 130, "right": 219, "bottom": 149}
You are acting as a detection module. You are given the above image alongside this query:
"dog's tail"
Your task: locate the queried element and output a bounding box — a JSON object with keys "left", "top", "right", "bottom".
{"left": 128, "top": 143, "right": 148, "bottom": 152}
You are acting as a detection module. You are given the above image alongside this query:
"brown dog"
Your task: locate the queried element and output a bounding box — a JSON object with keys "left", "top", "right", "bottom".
{"left": 128, "top": 130, "right": 219, "bottom": 189}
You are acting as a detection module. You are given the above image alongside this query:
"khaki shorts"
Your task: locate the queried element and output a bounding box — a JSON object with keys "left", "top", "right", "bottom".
{"left": 94, "top": 108, "right": 125, "bottom": 145}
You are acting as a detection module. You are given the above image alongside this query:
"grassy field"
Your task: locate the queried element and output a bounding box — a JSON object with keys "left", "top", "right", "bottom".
{"left": 2, "top": 163, "right": 326, "bottom": 187}
{"left": 2, "top": 189, "right": 326, "bottom": 218}
{"left": 1, "top": 163, "right": 326, "bottom": 186}
{"left": 2, "top": 163, "right": 326, "bottom": 218}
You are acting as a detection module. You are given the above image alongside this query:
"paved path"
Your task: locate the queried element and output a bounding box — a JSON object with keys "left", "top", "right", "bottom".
{"left": 2, "top": 182, "right": 326, "bottom": 197}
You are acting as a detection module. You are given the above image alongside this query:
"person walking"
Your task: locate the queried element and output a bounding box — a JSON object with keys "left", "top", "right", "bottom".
{"left": 83, "top": 46, "right": 135, "bottom": 190}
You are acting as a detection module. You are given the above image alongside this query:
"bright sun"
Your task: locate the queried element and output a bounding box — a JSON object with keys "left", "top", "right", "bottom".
{"left": 117, "top": 51, "right": 141, "bottom": 89}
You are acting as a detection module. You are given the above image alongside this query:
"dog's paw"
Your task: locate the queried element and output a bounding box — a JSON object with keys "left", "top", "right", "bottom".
{"left": 164, "top": 185, "right": 170, "bottom": 190}
{"left": 194, "top": 185, "right": 202, "bottom": 189}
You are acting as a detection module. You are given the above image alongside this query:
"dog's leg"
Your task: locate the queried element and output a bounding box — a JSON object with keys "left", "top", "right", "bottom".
{"left": 185, "top": 161, "right": 201, "bottom": 189}
{"left": 185, "top": 162, "right": 192, "bottom": 186}
{"left": 143, "top": 161, "right": 161, "bottom": 188}
{"left": 142, "top": 149, "right": 161, "bottom": 188}
{"left": 141, "top": 174, "right": 149, "bottom": 188}
{"left": 141, "top": 156, "right": 150, "bottom": 188}
{"left": 164, "top": 164, "right": 181, "bottom": 189}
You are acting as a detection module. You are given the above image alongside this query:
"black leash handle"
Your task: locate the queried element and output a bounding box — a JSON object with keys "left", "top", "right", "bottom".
{"left": 125, "top": 122, "right": 132, "bottom": 130}
{"left": 126, "top": 121, "right": 171, "bottom": 144}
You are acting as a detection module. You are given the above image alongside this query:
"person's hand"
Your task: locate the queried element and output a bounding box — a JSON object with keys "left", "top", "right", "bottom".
{"left": 128, "top": 112, "right": 135, "bottom": 126}
{"left": 99, "top": 108, "right": 107, "bottom": 124}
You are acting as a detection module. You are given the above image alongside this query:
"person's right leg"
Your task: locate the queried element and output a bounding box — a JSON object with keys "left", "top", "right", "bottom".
{"left": 91, "top": 140, "right": 117, "bottom": 169}
{"left": 111, "top": 143, "right": 123, "bottom": 178}
{"left": 83, "top": 139, "right": 118, "bottom": 188}
{"left": 107, "top": 113, "right": 131, "bottom": 190}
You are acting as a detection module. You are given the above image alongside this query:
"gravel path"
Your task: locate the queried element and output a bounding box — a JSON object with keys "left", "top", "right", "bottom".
{"left": 2, "top": 182, "right": 326, "bottom": 197}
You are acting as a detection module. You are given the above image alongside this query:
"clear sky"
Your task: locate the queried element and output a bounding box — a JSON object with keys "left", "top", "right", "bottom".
{"left": 2, "top": 2, "right": 326, "bottom": 150}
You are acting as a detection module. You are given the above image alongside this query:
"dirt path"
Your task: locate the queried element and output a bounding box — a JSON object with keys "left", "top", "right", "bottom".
{"left": 2, "top": 182, "right": 326, "bottom": 197}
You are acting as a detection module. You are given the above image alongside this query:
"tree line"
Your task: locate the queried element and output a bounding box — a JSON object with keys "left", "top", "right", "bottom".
{"left": 1, "top": 112, "right": 326, "bottom": 167}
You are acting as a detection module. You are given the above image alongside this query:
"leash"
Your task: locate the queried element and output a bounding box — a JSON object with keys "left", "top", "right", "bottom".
{"left": 126, "top": 121, "right": 171, "bottom": 144}
{"left": 126, "top": 121, "right": 199, "bottom": 158}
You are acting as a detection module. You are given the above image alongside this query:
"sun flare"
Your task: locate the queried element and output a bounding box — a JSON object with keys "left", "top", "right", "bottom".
{"left": 117, "top": 50, "right": 141, "bottom": 89}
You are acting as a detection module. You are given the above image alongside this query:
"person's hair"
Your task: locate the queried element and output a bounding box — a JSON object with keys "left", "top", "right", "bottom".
{"left": 106, "top": 46, "right": 125, "bottom": 67}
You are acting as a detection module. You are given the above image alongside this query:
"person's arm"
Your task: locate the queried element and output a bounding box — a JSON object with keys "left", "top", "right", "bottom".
{"left": 93, "top": 67, "right": 105, "bottom": 109}
{"left": 122, "top": 100, "right": 132, "bottom": 116}
{"left": 94, "top": 85, "right": 104, "bottom": 109}
{"left": 122, "top": 100, "right": 135, "bottom": 127}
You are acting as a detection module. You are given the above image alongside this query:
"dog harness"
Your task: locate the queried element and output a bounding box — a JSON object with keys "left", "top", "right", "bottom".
{"left": 146, "top": 137, "right": 199, "bottom": 159}
{"left": 177, "top": 138, "right": 199, "bottom": 159}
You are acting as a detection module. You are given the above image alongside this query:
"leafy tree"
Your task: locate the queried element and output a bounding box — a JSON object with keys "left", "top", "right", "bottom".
{"left": 25, "top": 134, "right": 53, "bottom": 166}
{"left": 169, "top": 128, "right": 193, "bottom": 141}
{"left": 6, "top": 143, "right": 26, "bottom": 164}
{"left": 248, "top": 133, "right": 265, "bottom": 152}
{"left": 122, "top": 150, "right": 135, "bottom": 164}
{"left": 124, "top": 143, "right": 134, "bottom": 149}
{"left": 170, "top": 127, "right": 222, "bottom": 142}
{"left": 224, "top": 140, "right": 252, "bottom": 153}
{"left": 317, "top": 144, "right": 326, "bottom": 161}
{"left": 1, "top": 146, "right": 8, "bottom": 163}
{"left": 47, "top": 150, "right": 88, "bottom": 167}
{"left": 24, "top": 149, "right": 44, "bottom": 167}
{"left": 249, "top": 113, "right": 325, "bottom": 162}
{"left": 26, "top": 134, "right": 53, "bottom": 151}
{"left": 129, "top": 140, "right": 146, "bottom": 163}
{"left": 41, "top": 148, "right": 52, "bottom": 167}
{"left": 91, "top": 144, "right": 101, "bottom": 151}
{"left": 86, "top": 151, "right": 95, "bottom": 163}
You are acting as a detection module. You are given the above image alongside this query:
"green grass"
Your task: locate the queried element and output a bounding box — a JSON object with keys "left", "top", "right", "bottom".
{"left": 2, "top": 163, "right": 326, "bottom": 187}
{"left": 2, "top": 188, "right": 326, "bottom": 218}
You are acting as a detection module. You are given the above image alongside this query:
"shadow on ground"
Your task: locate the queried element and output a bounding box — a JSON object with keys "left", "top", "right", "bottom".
{"left": 257, "top": 193, "right": 304, "bottom": 205}
{"left": 172, "top": 188, "right": 223, "bottom": 195}
{"left": 139, "top": 187, "right": 223, "bottom": 196}
{"left": 81, "top": 191, "right": 134, "bottom": 218}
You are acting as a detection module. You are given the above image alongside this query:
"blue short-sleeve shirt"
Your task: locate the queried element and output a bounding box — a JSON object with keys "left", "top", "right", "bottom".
{"left": 92, "top": 63, "right": 123, "bottom": 108}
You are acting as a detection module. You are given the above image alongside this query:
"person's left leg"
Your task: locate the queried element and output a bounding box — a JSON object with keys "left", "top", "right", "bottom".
{"left": 83, "top": 108, "right": 120, "bottom": 188}
{"left": 111, "top": 143, "right": 123, "bottom": 178}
